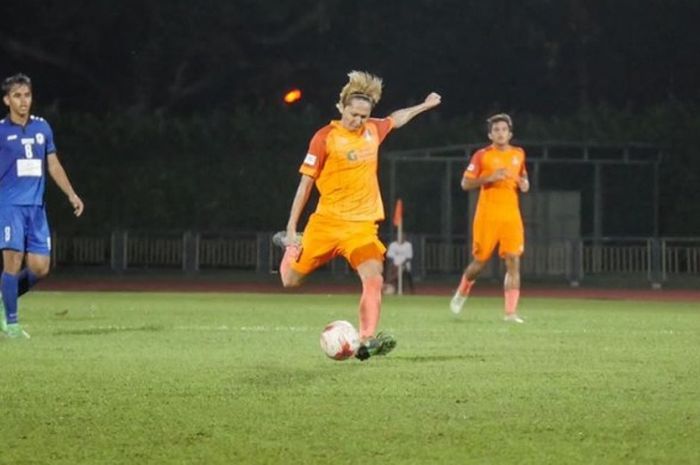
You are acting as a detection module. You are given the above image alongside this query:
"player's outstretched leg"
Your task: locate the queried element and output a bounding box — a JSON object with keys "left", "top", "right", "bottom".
{"left": 450, "top": 274, "right": 475, "bottom": 315}
{"left": 1, "top": 272, "right": 18, "bottom": 333}
{"left": 503, "top": 257, "right": 524, "bottom": 323}
{"left": 355, "top": 271, "right": 396, "bottom": 361}
{"left": 272, "top": 231, "right": 303, "bottom": 287}
{"left": 2, "top": 269, "right": 41, "bottom": 338}
{"left": 503, "top": 289, "right": 524, "bottom": 323}
{"left": 358, "top": 275, "right": 382, "bottom": 339}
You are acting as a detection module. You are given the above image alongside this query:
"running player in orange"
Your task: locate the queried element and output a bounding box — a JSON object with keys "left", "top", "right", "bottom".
{"left": 274, "top": 71, "right": 441, "bottom": 360}
{"left": 450, "top": 113, "right": 529, "bottom": 322}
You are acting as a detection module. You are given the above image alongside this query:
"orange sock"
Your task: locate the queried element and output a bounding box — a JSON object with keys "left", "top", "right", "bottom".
{"left": 359, "top": 275, "right": 383, "bottom": 339}
{"left": 504, "top": 289, "right": 520, "bottom": 315}
{"left": 280, "top": 245, "right": 299, "bottom": 286}
{"left": 457, "top": 275, "right": 475, "bottom": 296}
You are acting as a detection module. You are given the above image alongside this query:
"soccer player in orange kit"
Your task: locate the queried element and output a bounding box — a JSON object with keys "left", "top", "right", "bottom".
{"left": 450, "top": 113, "right": 529, "bottom": 323}
{"left": 274, "top": 71, "right": 441, "bottom": 360}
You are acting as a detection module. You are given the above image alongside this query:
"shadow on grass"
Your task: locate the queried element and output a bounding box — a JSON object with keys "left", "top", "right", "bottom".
{"left": 53, "top": 325, "right": 164, "bottom": 336}
{"left": 393, "top": 354, "right": 484, "bottom": 363}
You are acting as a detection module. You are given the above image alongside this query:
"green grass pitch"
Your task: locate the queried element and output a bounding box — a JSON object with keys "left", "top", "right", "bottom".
{"left": 1, "top": 291, "right": 698, "bottom": 465}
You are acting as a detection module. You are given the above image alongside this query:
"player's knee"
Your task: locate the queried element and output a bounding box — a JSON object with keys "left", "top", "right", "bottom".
{"left": 26, "top": 259, "right": 50, "bottom": 278}
{"left": 33, "top": 266, "right": 50, "bottom": 279}
{"left": 504, "top": 255, "right": 520, "bottom": 272}
{"left": 467, "top": 259, "right": 487, "bottom": 275}
{"left": 357, "top": 260, "right": 384, "bottom": 284}
{"left": 362, "top": 273, "right": 383, "bottom": 286}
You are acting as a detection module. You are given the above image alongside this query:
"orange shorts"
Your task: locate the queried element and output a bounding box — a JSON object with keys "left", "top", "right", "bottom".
{"left": 291, "top": 213, "right": 386, "bottom": 275}
{"left": 471, "top": 213, "right": 524, "bottom": 262}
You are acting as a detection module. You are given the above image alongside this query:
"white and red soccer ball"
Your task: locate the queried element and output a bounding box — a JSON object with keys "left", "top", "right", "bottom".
{"left": 320, "top": 320, "right": 360, "bottom": 361}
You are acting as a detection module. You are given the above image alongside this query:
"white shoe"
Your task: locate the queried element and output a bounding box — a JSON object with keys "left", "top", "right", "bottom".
{"left": 450, "top": 292, "right": 467, "bottom": 315}
{"left": 272, "top": 231, "right": 302, "bottom": 248}
{"left": 503, "top": 314, "right": 525, "bottom": 323}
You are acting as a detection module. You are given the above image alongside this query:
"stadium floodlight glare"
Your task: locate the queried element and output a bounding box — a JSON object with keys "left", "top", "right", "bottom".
{"left": 283, "top": 88, "right": 302, "bottom": 104}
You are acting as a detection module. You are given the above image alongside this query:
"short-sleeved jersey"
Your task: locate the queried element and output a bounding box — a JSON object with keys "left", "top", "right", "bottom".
{"left": 464, "top": 144, "right": 527, "bottom": 218}
{"left": 299, "top": 117, "right": 394, "bottom": 222}
{"left": 0, "top": 115, "right": 56, "bottom": 206}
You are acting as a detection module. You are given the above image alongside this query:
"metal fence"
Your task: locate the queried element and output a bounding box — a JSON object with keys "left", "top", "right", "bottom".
{"left": 383, "top": 142, "right": 664, "bottom": 245}
{"left": 49, "top": 231, "right": 699, "bottom": 286}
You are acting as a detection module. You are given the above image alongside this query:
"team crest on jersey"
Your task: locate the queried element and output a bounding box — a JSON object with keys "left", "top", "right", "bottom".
{"left": 36, "top": 133, "right": 45, "bottom": 145}
{"left": 346, "top": 150, "right": 358, "bottom": 161}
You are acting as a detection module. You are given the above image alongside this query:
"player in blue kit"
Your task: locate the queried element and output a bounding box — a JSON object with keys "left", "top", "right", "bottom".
{"left": 1, "top": 73, "right": 84, "bottom": 338}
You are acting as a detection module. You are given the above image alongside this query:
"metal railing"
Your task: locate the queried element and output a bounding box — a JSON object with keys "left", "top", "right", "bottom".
{"left": 49, "top": 231, "right": 699, "bottom": 286}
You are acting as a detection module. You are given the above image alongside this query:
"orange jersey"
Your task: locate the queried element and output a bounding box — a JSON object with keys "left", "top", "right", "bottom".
{"left": 299, "top": 117, "right": 394, "bottom": 222}
{"left": 464, "top": 144, "right": 527, "bottom": 218}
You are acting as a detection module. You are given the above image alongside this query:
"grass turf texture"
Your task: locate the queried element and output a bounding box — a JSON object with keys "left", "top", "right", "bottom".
{"left": 1, "top": 291, "right": 698, "bottom": 465}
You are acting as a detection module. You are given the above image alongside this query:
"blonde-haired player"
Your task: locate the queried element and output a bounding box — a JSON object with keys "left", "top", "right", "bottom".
{"left": 450, "top": 113, "right": 529, "bottom": 322}
{"left": 274, "top": 71, "right": 441, "bottom": 360}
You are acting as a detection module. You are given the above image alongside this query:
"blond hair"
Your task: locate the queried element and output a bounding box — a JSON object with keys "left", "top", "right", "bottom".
{"left": 486, "top": 113, "right": 513, "bottom": 132}
{"left": 336, "top": 71, "right": 383, "bottom": 113}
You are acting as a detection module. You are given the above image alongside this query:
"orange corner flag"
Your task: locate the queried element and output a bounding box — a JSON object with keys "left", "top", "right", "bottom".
{"left": 392, "top": 198, "right": 403, "bottom": 227}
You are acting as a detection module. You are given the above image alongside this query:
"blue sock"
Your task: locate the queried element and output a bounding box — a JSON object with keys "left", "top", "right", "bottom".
{"left": 18, "top": 269, "right": 39, "bottom": 297}
{"left": 1, "top": 272, "right": 19, "bottom": 324}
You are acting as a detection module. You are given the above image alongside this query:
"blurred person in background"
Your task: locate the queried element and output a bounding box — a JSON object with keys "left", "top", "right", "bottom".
{"left": 450, "top": 113, "right": 529, "bottom": 323}
{"left": 384, "top": 234, "right": 414, "bottom": 295}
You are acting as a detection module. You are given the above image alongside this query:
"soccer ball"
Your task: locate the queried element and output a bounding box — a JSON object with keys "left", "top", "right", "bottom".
{"left": 320, "top": 320, "right": 360, "bottom": 361}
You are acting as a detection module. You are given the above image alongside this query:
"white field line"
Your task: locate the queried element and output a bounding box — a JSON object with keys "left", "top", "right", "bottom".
{"left": 174, "top": 325, "right": 314, "bottom": 332}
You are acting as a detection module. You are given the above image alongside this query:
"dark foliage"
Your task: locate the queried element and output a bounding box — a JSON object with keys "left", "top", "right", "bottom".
{"left": 1, "top": 1, "right": 698, "bottom": 235}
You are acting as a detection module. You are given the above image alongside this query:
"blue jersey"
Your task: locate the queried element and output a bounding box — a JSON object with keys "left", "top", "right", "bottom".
{"left": 0, "top": 115, "right": 56, "bottom": 206}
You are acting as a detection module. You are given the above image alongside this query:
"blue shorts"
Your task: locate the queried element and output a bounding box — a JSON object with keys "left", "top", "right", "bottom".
{"left": 0, "top": 205, "right": 51, "bottom": 255}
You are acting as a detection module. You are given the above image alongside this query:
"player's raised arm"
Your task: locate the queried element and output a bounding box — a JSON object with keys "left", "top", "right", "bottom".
{"left": 389, "top": 92, "right": 441, "bottom": 128}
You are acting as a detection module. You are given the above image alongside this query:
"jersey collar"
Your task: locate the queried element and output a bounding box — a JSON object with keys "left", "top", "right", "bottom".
{"left": 330, "top": 119, "right": 365, "bottom": 135}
